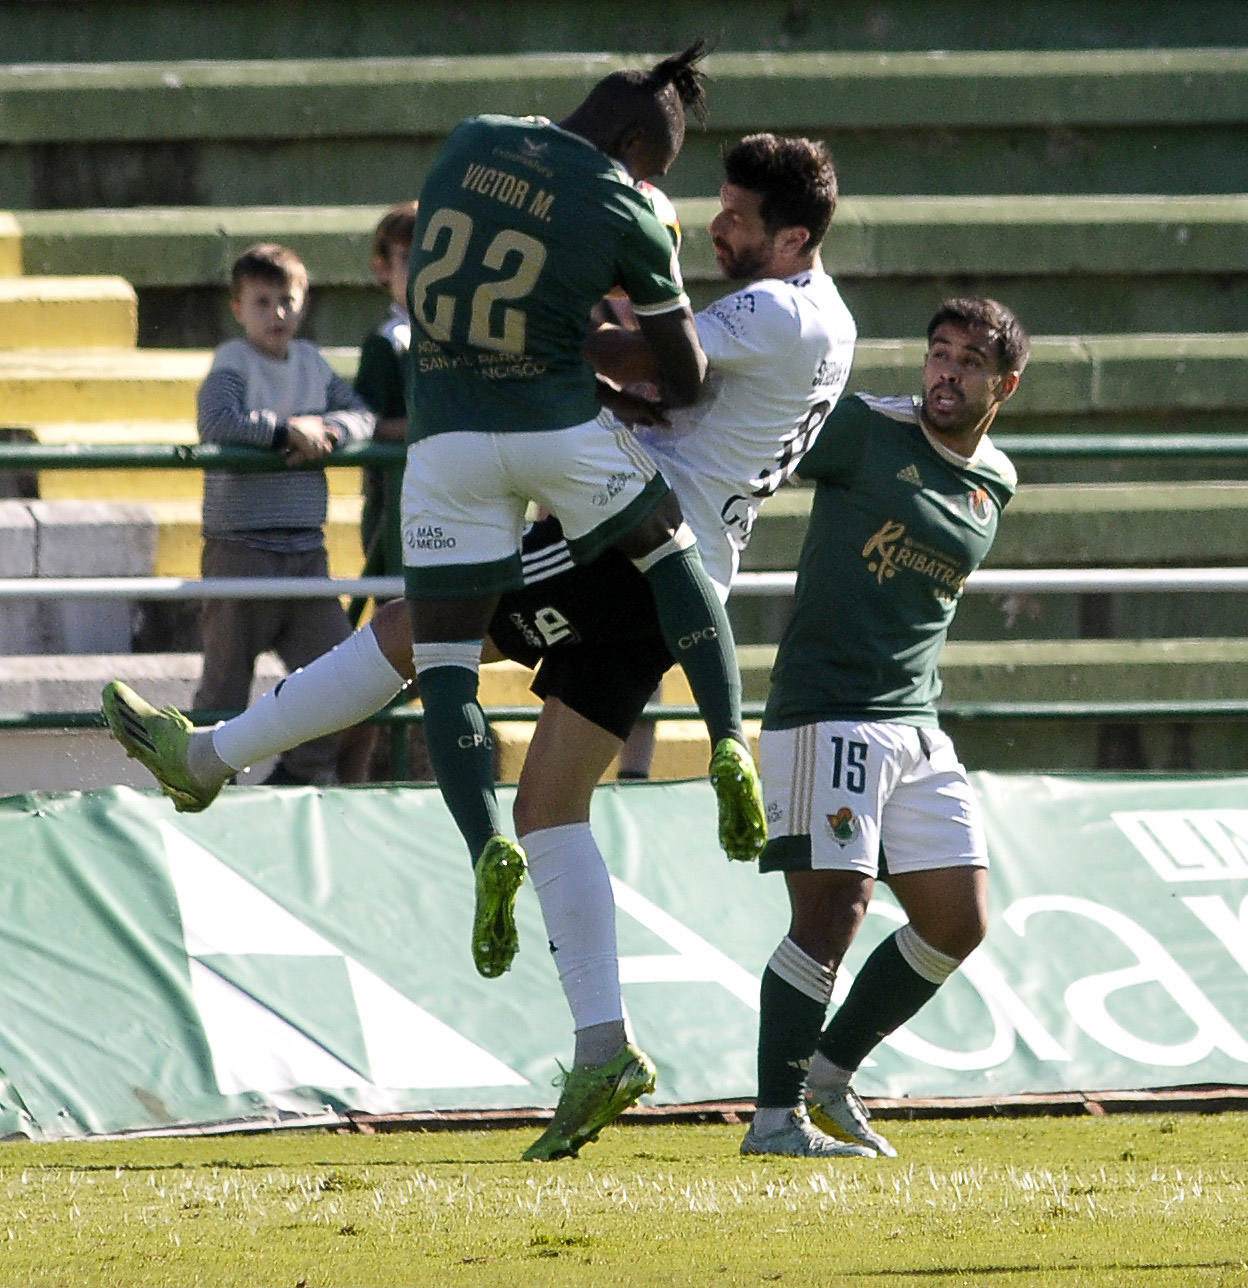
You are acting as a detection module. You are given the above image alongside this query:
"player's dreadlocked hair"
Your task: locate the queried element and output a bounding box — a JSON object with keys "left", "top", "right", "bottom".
{"left": 566, "top": 38, "right": 711, "bottom": 165}
{"left": 640, "top": 38, "right": 710, "bottom": 125}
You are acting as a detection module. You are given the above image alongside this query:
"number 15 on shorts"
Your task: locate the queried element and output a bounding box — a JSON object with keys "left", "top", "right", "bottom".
{"left": 829, "top": 734, "right": 868, "bottom": 793}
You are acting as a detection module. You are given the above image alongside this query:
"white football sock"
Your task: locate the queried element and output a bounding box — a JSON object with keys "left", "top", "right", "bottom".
{"left": 807, "top": 1051, "right": 855, "bottom": 1093}
{"left": 212, "top": 626, "right": 408, "bottom": 772}
{"left": 186, "top": 728, "right": 232, "bottom": 786}
{"left": 573, "top": 1019, "right": 629, "bottom": 1068}
{"left": 751, "top": 1107, "right": 799, "bottom": 1134}
{"left": 523, "top": 822, "right": 623, "bottom": 1036}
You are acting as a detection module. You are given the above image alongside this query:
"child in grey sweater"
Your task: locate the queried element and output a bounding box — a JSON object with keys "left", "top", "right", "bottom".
{"left": 194, "top": 242, "right": 376, "bottom": 786}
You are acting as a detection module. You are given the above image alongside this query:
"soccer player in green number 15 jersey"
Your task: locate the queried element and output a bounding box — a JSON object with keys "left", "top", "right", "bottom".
{"left": 401, "top": 41, "right": 766, "bottom": 983}
{"left": 741, "top": 298, "right": 1031, "bottom": 1158}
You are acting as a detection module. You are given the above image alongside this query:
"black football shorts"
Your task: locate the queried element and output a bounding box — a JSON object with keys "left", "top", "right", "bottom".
{"left": 488, "top": 516, "right": 674, "bottom": 740}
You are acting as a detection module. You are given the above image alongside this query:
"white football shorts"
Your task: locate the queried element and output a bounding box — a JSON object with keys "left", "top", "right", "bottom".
{"left": 400, "top": 416, "right": 670, "bottom": 598}
{"left": 758, "top": 720, "right": 988, "bottom": 877}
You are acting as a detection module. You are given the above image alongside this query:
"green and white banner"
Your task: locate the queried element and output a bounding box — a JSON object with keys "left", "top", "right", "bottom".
{"left": 1, "top": 775, "right": 1246, "bottom": 1139}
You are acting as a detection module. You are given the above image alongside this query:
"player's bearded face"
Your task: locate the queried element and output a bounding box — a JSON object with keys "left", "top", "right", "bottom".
{"left": 921, "top": 322, "right": 1006, "bottom": 435}
{"left": 712, "top": 233, "right": 773, "bottom": 282}
{"left": 710, "top": 184, "right": 775, "bottom": 281}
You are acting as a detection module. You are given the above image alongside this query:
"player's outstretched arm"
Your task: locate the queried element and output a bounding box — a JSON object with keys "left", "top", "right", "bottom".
{"left": 582, "top": 321, "right": 658, "bottom": 387}
{"left": 635, "top": 308, "right": 706, "bottom": 408}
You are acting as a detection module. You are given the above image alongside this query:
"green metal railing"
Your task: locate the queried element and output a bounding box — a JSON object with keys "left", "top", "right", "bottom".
{"left": 3, "top": 434, "right": 1247, "bottom": 777}
{"left": 5, "top": 432, "right": 1248, "bottom": 473}
{"left": 6, "top": 698, "right": 1248, "bottom": 733}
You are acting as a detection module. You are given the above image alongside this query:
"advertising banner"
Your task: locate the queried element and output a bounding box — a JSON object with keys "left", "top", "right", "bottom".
{"left": 0, "top": 775, "right": 1245, "bottom": 1139}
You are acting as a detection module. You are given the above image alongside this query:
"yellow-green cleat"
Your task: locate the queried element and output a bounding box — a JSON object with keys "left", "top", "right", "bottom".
{"left": 709, "top": 736, "right": 766, "bottom": 862}
{"left": 522, "top": 1043, "right": 657, "bottom": 1161}
{"left": 471, "top": 836, "right": 527, "bottom": 978}
{"left": 101, "top": 680, "right": 220, "bottom": 813}
{"left": 806, "top": 1084, "right": 898, "bottom": 1158}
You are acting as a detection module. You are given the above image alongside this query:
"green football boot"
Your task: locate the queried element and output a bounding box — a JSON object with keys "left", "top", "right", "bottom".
{"left": 709, "top": 736, "right": 766, "bottom": 862}
{"left": 101, "top": 681, "right": 221, "bottom": 813}
{"left": 471, "top": 836, "right": 527, "bottom": 978}
{"left": 523, "top": 1043, "right": 657, "bottom": 1161}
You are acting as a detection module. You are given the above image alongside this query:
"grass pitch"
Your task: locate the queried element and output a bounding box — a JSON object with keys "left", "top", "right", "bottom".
{"left": 3, "top": 1112, "right": 1247, "bottom": 1287}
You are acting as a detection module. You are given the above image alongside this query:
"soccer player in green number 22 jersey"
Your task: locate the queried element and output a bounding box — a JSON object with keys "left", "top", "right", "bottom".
{"left": 401, "top": 41, "right": 766, "bottom": 986}
{"left": 741, "top": 298, "right": 1031, "bottom": 1159}
{"left": 101, "top": 132, "right": 857, "bottom": 1164}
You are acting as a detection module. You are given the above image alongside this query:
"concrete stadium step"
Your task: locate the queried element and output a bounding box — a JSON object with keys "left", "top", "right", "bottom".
{"left": 943, "top": 637, "right": 1248, "bottom": 704}
{"left": 0, "top": 213, "right": 21, "bottom": 275}
{"left": 494, "top": 719, "right": 748, "bottom": 785}
{"left": 0, "top": 497, "right": 158, "bottom": 654}
{"left": 15, "top": 195, "right": 1248, "bottom": 343}
{"left": 0, "top": 345, "right": 357, "bottom": 420}
{"left": 733, "top": 481, "right": 1248, "bottom": 645}
{"left": 503, "top": 636, "right": 1248, "bottom": 778}
{"left": 4, "top": 634, "right": 1244, "bottom": 793}
{"left": 0, "top": 650, "right": 540, "bottom": 796}
{"left": 3, "top": 336, "right": 1247, "bottom": 434}
{"left": 0, "top": 651, "right": 536, "bottom": 717}
{"left": 697, "top": 194, "right": 1248, "bottom": 338}
{"left": 0, "top": 650, "right": 291, "bottom": 795}
{"left": 0, "top": 347, "right": 209, "bottom": 421}
{"left": 0, "top": 276, "right": 137, "bottom": 348}
{"left": 29, "top": 421, "right": 364, "bottom": 502}
{"left": 1, "top": 49, "right": 1243, "bottom": 208}
{"left": 144, "top": 497, "right": 369, "bottom": 580}
{"left": 744, "top": 482, "right": 1248, "bottom": 573}
{"left": 735, "top": 637, "right": 1248, "bottom": 705}
{"left": 5, "top": 0, "right": 1243, "bottom": 61}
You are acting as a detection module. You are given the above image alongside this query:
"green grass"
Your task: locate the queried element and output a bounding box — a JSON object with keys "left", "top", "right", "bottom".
{"left": 3, "top": 1113, "right": 1248, "bottom": 1287}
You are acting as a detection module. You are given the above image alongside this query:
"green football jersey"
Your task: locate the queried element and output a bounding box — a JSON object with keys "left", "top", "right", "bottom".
{"left": 763, "top": 393, "right": 1017, "bottom": 729}
{"left": 354, "top": 307, "right": 410, "bottom": 572}
{"left": 405, "top": 114, "right": 688, "bottom": 441}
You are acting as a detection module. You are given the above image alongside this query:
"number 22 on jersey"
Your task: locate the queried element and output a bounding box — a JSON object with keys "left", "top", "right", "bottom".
{"left": 410, "top": 208, "right": 547, "bottom": 355}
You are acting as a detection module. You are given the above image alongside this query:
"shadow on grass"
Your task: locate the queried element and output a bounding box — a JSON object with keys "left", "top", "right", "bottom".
{"left": 843, "top": 1264, "right": 1247, "bottom": 1278}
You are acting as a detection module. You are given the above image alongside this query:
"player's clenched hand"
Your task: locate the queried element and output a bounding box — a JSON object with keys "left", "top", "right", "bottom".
{"left": 283, "top": 415, "right": 339, "bottom": 465}
{"left": 597, "top": 381, "right": 669, "bottom": 429}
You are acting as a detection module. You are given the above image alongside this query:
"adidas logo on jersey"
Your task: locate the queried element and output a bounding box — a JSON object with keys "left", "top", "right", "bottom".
{"left": 896, "top": 463, "right": 923, "bottom": 487}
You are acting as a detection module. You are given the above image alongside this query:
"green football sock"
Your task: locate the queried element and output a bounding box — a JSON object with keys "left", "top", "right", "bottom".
{"left": 817, "top": 931, "right": 942, "bottom": 1073}
{"left": 417, "top": 664, "right": 503, "bottom": 862}
{"left": 641, "top": 544, "right": 744, "bottom": 748}
{"left": 756, "top": 965, "right": 829, "bottom": 1109}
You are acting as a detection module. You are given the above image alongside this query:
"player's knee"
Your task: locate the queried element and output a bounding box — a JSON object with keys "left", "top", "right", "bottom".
{"left": 513, "top": 776, "right": 592, "bottom": 838}
{"left": 512, "top": 783, "right": 535, "bottom": 836}
{"left": 959, "top": 910, "right": 989, "bottom": 959}
{"left": 613, "top": 493, "right": 685, "bottom": 561}
{"left": 371, "top": 598, "right": 416, "bottom": 678}
{"left": 512, "top": 781, "right": 555, "bottom": 838}
{"left": 911, "top": 908, "right": 987, "bottom": 963}
{"left": 787, "top": 874, "right": 873, "bottom": 968}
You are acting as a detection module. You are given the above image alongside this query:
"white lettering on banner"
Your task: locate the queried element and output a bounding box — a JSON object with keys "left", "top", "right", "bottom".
{"left": 856, "top": 902, "right": 1070, "bottom": 1072}
{"left": 1113, "top": 809, "right": 1248, "bottom": 882}
{"left": 1005, "top": 894, "right": 1248, "bottom": 1066}
{"left": 612, "top": 885, "right": 1071, "bottom": 1072}
{"left": 156, "top": 823, "right": 527, "bottom": 1095}
{"left": 1183, "top": 894, "right": 1248, "bottom": 973}
{"left": 611, "top": 878, "right": 760, "bottom": 1008}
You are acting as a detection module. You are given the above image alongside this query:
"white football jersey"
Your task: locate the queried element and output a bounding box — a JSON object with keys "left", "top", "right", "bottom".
{"left": 633, "top": 269, "right": 856, "bottom": 596}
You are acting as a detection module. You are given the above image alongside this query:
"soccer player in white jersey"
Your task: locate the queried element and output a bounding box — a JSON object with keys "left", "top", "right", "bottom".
{"left": 102, "top": 134, "right": 858, "bottom": 1161}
